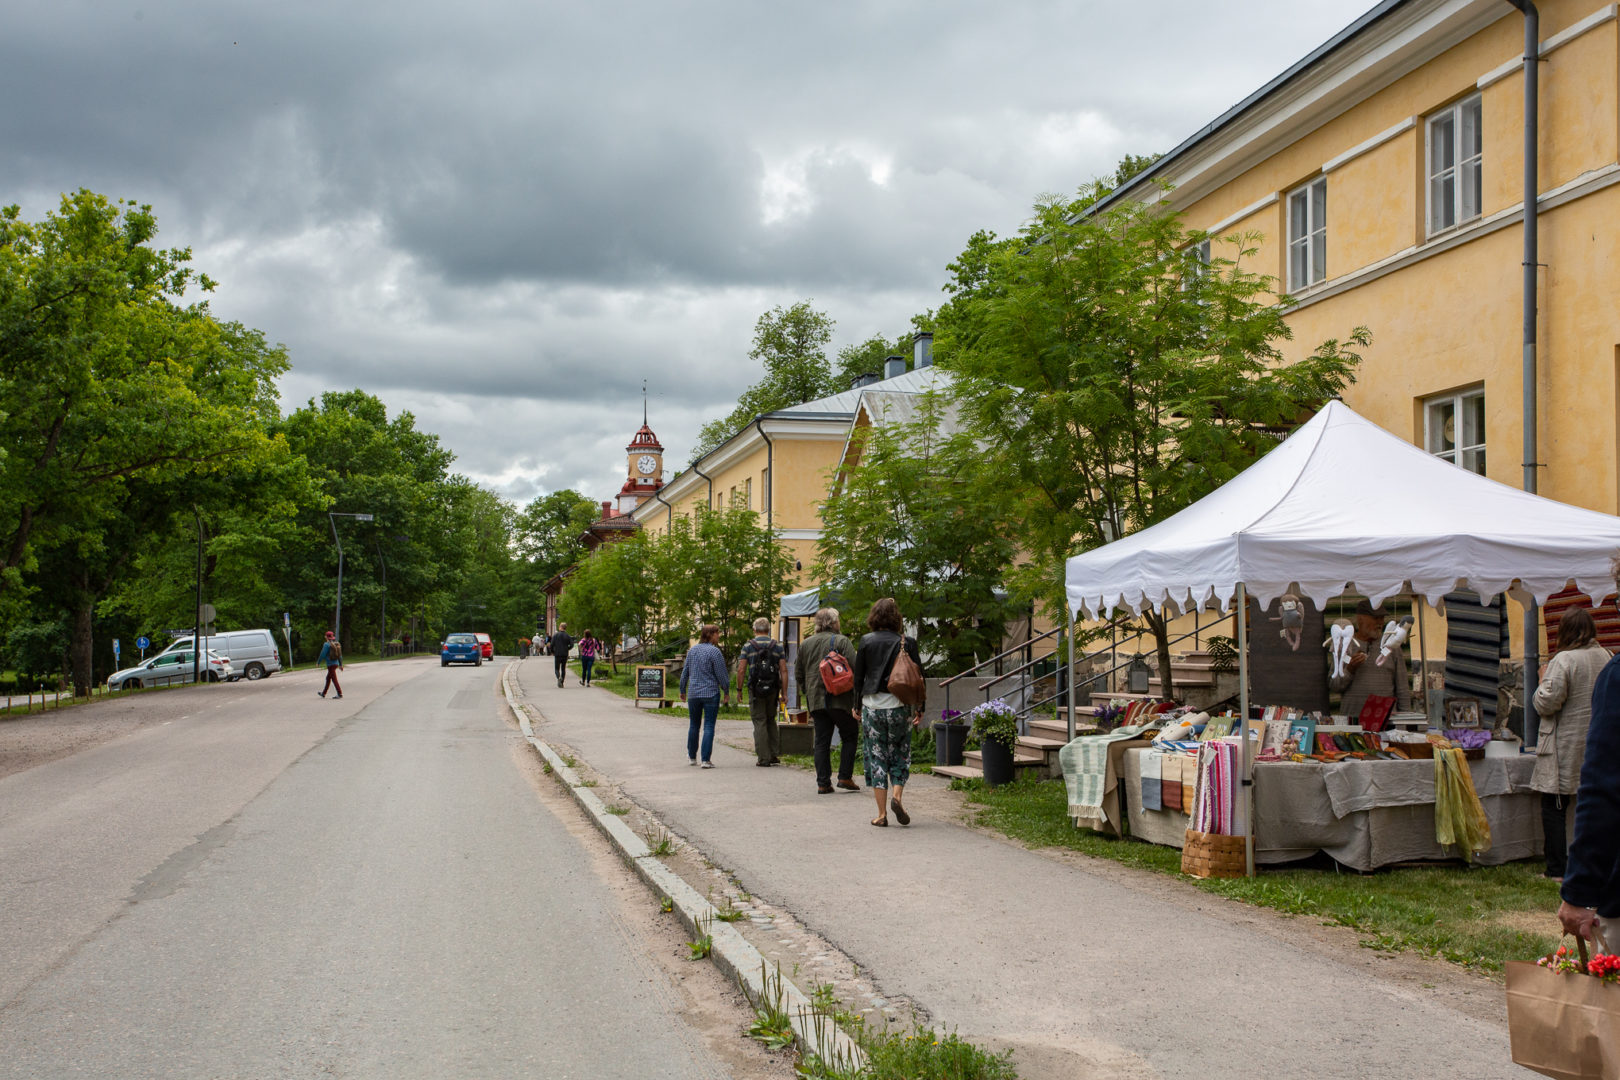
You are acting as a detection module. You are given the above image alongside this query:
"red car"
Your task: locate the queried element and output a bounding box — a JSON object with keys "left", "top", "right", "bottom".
{"left": 474, "top": 632, "right": 494, "bottom": 659}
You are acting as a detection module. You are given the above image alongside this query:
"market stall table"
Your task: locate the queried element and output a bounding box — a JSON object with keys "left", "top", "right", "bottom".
{"left": 1120, "top": 748, "right": 1540, "bottom": 870}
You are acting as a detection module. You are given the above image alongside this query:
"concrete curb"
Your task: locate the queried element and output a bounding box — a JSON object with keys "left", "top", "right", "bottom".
{"left": 501, "top": 662, "right": 863, "bottom": 1071}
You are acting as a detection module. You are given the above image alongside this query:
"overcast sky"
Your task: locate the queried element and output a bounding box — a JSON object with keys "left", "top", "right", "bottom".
{"left": 3, "top": 0, "right": 1369, "bottom": 506}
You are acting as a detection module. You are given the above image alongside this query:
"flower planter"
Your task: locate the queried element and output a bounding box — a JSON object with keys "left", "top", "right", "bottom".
{"left": 933, "top": 721, "right": 969, "bottom": 766}
{"left": 980, "top": 736, "right": 1017, "bottom": 787}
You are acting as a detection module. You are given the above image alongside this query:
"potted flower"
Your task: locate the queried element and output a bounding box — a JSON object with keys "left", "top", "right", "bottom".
{"left": 970, "top": 698, "right": 1020, "bottom": 786}
{"left": 933, "top": 708, "right": 969, "bottom": 767}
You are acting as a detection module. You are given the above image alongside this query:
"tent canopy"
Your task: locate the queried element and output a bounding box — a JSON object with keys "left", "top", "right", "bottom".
{"left": 1065, "top": 401, "right": 1620, "bottom": 619}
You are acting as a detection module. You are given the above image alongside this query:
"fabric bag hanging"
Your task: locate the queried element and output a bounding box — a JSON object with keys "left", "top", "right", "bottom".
{"left": 1506, "top": 937, "right": 1620, "bottom": 1079}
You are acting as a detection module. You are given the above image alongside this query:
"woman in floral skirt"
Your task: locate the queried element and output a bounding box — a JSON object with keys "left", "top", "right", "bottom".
{"left": 852, "top": 597, "right": 924, "bottom": 827}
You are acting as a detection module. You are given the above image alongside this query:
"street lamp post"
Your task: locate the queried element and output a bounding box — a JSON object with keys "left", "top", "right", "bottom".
{"left": 376, "top": 540, "right": 387, "bottom": 657}
{"left": 329, "top": 512, "right": 374, "bottom": 643}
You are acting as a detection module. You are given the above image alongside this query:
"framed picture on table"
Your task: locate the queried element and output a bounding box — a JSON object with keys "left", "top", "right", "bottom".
{"left": 1287, "top": 715, "right": 1316, "bottom": 755}
{"left": 1446, "top": 697, "right": 1482, "bottom": 729}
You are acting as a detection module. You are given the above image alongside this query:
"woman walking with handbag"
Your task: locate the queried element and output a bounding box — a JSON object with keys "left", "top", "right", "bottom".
{"left": 852, "top": 597, "right": 925, "bottom": 827}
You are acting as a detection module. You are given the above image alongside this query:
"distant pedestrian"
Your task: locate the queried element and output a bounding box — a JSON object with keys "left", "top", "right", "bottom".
{"left": 680, "top": 624, "right": 730, "bottom": 768}
{"left": 1531, "top": 607, "right": 1609, "bottom": 880}
{"left": 316, "top": 630, "right": 344, "bottom": 699}
{"left": 518, "top": 637, "right": 530, "bottom": 659}
{"left": 578, "top": 630, "right": 602, "bottom": 686}
{"left": 738, "top": 618, "right": 787, "bottom": 767}
{"left": 796, "top": 606, "right": 858, "bottom": 794}
{"left": 549, "top": 623, "right": 574, "bottom": 688}
{"left": 852, "top": 598, "right": 924, "bottom": 827}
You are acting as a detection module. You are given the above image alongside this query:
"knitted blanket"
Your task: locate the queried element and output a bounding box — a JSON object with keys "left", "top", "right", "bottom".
{"left": 1061, "top": 722, "right": 1163, "bottom": 832}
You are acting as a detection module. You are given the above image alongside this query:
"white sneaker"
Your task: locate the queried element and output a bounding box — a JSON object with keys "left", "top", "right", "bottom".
{"left": 701, "top": 761, "right": 715, "bottom": 769}
{"left": 688, "top": 758, "right": 698, "bottom": 766}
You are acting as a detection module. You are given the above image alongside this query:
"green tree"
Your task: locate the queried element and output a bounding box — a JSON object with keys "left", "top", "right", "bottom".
{"left": 940, "top": 186, "right": 1368, "bottom": 695}
{"left": 692, "top": 302, "right": 836, "bottom": 458}
{"left": 832, "top": 331, "right": 910, "bottom": 392}
{"left": 655, "top": 507, "right": 795, "bottom": 657}
{"left": 556, "top": 531, "right": 658, "bottom": 672}
{"left": 815, "top": 391, "right": 1019, "bottom": 672}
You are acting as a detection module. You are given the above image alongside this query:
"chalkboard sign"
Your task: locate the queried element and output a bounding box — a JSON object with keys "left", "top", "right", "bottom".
{"left": 635, "top": 665, "right": 667, "bottom": 703}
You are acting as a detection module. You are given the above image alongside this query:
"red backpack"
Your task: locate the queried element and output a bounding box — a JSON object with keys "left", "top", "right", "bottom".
{"left": 818, "top": 648, "right": 855, "bottom": 696}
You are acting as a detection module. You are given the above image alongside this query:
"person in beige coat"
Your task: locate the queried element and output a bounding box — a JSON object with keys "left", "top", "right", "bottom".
{"left": 1531, "top": 607, "right": 1610, "bottom": 880}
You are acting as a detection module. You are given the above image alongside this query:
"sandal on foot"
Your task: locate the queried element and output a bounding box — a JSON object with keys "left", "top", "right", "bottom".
{"left": 892, "top": 801, "right": 910, "bottom": 826}
{"left": 870, "top": 816, "right": 888, "bottom": 827}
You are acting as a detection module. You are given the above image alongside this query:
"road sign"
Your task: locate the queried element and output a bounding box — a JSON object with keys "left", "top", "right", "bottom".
{"left": 113, "top": 639, "right": 121, "bottom": 660}
{"left": 283, "top": 611, "right": 291, "bottom": 627}
{"left": 199, "top": 603, "right": 216, "bottom": 624}
{"left": 136, "top": 635, "right": 150, "bottom": 650}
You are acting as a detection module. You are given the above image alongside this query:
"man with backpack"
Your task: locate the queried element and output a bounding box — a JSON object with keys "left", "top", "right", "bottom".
{"left": 738, "top": 617, "right": 788, "bottom": 767}
{"left": 795, "top": 607, "right": 858, "bottom": 794}
{"left": 549, "top": 623, "right": 574, "bottom": 689}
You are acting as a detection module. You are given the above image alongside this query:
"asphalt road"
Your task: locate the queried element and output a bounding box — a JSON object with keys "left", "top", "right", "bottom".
{"left": 0, "top": 659, "right": 773, "bottom": 1079}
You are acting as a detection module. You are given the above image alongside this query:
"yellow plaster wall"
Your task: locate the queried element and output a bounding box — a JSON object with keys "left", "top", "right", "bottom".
{"left": 1327, "top": 135, "right": 1418, "bottom": 276}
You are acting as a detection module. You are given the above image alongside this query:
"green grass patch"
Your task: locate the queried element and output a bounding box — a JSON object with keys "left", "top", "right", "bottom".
{"left": 955, "top": 775, "right": 1561, "bottom": 974}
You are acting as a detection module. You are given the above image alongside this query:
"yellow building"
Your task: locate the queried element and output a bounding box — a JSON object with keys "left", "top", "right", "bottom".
{"left": 631, "top": 340, "right": 944, "bottom": 583}
{"left": 1097, "top": 0, "right": 1620, "bottom": 673}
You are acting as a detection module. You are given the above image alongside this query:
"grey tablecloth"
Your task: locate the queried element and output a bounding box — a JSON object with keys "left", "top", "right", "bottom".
{"left": 1121, "top": 750, "right": 1541, "bottom": 870}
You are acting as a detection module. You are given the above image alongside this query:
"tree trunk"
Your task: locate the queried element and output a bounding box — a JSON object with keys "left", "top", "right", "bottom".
{"left": 70, "top": 576, "right": 94, "bottom": 698}
{"left": 1144, "top": 610, "right": 1175, "bottom": 702}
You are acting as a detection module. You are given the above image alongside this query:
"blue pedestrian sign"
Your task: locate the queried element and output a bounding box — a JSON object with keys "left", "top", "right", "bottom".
{"left": 113, "top": 639, "right": 121, "bottom": 660}
{"left": 136, "top": 635, "right": 150, "bottom": 651}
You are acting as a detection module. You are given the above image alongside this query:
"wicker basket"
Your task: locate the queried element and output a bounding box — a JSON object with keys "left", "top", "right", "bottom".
{"left": 1181, "top": 829, "right": 1248, "bottom": 879}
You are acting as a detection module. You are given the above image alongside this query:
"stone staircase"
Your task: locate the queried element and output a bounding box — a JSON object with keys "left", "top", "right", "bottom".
{"left": 1147, "top": 651, "right": 1238, "bottom": 711}
{"left": 931, "top": 712, "right": 1099, "bottom": 783}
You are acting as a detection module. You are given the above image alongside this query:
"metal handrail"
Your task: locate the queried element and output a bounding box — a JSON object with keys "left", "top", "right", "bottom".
{"left": 938, "top": 624, "right": 1063, "bottom": 688}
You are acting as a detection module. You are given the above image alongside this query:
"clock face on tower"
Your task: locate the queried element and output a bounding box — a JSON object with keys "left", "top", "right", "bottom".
{"left": 636, "top": 454, "right": 658, "bottom": 476}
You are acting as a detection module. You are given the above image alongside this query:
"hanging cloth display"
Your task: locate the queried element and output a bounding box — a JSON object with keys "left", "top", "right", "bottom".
{"left": 1433, "top": 747, "right": 1492, "bottom": 860}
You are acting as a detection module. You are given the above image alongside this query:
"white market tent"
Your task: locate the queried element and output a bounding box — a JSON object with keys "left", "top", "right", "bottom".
{"left": 1065, "top": 400, "right": 1620, "bottom": 621}
{"left": 1061, "top": 400, "right": 1620, "bottom": 875}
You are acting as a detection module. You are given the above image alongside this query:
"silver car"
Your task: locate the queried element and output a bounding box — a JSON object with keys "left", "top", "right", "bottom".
{"left": 107, "top": 649, "right": 232, "bottom": 690}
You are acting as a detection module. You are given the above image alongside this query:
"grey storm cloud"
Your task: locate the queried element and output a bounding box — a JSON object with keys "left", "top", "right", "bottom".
{"left": 1, "top": 0, "right": 1371, "bottom": 501}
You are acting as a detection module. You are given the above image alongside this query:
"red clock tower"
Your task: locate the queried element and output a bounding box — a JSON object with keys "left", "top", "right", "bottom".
{"left": 616, "top": 416, "right": 665, "bottom": 515}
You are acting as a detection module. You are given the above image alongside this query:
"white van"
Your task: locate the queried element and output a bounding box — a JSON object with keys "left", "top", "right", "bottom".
{"left": 157, "top": 629, "right": 283, "bottom": 681}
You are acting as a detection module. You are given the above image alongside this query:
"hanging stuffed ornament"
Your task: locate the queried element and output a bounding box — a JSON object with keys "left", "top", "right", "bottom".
{"left": 1377, "top": 615, "right": 1414, "bottom": 666}
{"left": 1325, "top": 620, "right": 1356, "bottom": 680}
{"left": 1275, "top": 592, "right": 1305, "bottom": 651}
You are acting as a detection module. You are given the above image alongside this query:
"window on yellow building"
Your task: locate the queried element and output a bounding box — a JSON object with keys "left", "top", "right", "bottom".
{"left": 1425, "top": 388, "right": 1486, "bottom": 475}
{"left": 744, "top": 476, "right": 752, "bottom": 509}
{"left": 1427, "top": 95, "right": 1482, "bottom": 235}
{"left": 1287, "top": 177, "right": 1326, "bottom": 290}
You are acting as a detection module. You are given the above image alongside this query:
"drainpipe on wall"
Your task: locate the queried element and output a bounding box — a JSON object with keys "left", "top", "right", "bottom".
{"left": 690, "top": 460, "right": 715, "bottom": 512}
{"left": 753, "top": 418, "right": 774, "bottom": 529}
{"left": 1507, "top": 0, "right": 1542, "bottom": 745}
{"left": 650, "top": 486, "right": 674, "bottom": 533}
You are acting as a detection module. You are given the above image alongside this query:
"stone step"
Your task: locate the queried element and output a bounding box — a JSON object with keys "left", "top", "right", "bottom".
{"left": 930, "top": 764, "right": 982, "bottom": 782}
{"left": 1028, "top": 718, "right": 1096, "bottom": 743}
{"left": 1017, "top": 735, "right": 1068, "bottom": 755}
{"left": 964, "top": 748, "right": 1045, "bottom": 769}
{"left": 1150, "top": 671, "right": 1216, "bottom": 689}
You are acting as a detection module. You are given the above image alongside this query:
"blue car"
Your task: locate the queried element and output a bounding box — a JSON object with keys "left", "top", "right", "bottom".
{"left": 441, "top": 633, "right": 483, "bottom": 667}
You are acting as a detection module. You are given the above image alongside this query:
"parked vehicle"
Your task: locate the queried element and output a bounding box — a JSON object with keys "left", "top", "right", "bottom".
{"left": 474, "top": 632, "right": 494, "bottom": 659}
{"left": 442, "top": 634, "right": 482, "bottom": 667}
{"left": 108, "top": 650, "right": 232, "bottom": 690}
{"left": 156, "top": 629, "right": 283, "bottom": 680}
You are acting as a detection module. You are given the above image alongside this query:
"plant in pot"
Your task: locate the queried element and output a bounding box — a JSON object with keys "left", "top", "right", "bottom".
{"left": 969, "top": 698, "right": 1019, "bottom": 786}
{"left": 933, "top": 708, "right": 970, "bottom": 767}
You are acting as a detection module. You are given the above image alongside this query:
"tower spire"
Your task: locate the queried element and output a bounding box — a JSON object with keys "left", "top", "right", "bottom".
{"left": 642, "top": 380, "right": 647, "bottom": 426}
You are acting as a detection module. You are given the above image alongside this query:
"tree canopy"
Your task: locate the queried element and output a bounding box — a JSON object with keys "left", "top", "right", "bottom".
{"left": 691, "top": 301, "right": 836, "bottom": 459}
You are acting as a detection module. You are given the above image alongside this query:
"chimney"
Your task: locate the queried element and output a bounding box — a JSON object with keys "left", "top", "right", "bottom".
{"left": 601, "top": 501, "right": 612, "bottom": 520}
{"left": 912, "top": 331, "right": 933, "bottom": 369}
{"left": 850, "top": 372, "right": 880, "bottom": 389}
{"left": 883, "top": 355, "right": 906, "bottom": 380}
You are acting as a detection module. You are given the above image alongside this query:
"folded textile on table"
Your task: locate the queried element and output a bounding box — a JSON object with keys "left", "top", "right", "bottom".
{"left": 1191, "top": 738, "right": 1243, "bottom": 835}
{"left": 1141, "top": 751, "right": 1164, "bottom": 811}
{"left": 1060, "top": 722, "right": 1162, "bottom": 832}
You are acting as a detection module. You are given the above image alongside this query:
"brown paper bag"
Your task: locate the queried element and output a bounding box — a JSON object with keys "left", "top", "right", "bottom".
{"left": 1506, "top": 953, "right": 1620, "bottom": 1079}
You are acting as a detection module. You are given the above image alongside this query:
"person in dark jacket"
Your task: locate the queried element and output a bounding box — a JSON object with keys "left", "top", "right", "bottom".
{"left": 1558, "top": 648, "right": 1620, "bottom": 943}
{"left": 316, "top": 630, "right": 343, "bottom": 699}
{"left": 851, "top": 597, "right": 924, "bottom": 827}
{"left": 795, "top": 607, "right": 858, "bottom": 794}
{"left": 549, "top": 623, "right": 574, "bottom": 688}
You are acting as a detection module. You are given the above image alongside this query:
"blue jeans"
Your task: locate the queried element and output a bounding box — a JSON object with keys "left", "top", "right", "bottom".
{"left": 581, "top": 656, "right": 595, "bottom": 683}
{"left": 687, "top": 696, "right": 719, "bottom": 762}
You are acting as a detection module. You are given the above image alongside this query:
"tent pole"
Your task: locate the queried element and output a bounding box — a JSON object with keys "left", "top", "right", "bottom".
{"left": 1237, "top": 582, "right": 1255, "bottom": 878}
{"left": 1066, "top": 603, "right": 1076, "bottom": 742}
{"left": 1416, "top": 593, "right": 1430, "bottom": 725}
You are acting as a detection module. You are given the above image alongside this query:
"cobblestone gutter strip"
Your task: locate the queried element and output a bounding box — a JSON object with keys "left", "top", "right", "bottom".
{"left": 501, "top": 662, "right": 864, "bottom": 1072}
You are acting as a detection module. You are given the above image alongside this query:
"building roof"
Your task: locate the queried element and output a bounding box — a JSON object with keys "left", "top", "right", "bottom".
{"left": 768, "top": 364, "right": 952, "bottom": 418}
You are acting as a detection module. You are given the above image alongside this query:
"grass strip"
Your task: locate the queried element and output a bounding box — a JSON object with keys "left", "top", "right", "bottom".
{"left": 955, "top": 775, "right": 1561, "bottom": 974}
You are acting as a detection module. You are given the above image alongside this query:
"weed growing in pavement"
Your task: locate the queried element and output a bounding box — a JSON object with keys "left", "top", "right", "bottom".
{"left": 660, "top": 896, "right": 674, "bottom": 913}
{"left": 856, "top": 1027, "right": 1017, "bottom": 1079}
{"left": 747, "top": 963, "right": 797, "bottom": 1051}
{"left": 577, "top": 779, "right": 597, "bottom": 788}
{"left": 955, "top": 773, "right": 1562, "bottom": 973}
{"left": 604, "top": 805, "right": 628, "bottom": 815}
{"left": 559, "top": 754, "right": 577, "bottom": 768}
{"left": 686, "top": 914, "right": 713, "bottom": 960}
{"left": 644, "top": 825, "right": 674, "bottom": 857}
{"left": 713, "top": 898, "right": 746, "bottom": 923}
{"left": 542, "top": 762, "right": 553, "bottom": 775}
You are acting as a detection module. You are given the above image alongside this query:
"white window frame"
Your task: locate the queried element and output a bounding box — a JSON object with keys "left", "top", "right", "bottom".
{"left": 1424, "top": 387, "right": 1486, "bottom": 475}
{"left": 1427, "top": 94, "right": 1483, "bottom": 236}
{"left": 1287, "top": 177, "right": 1327, "bottom": 291}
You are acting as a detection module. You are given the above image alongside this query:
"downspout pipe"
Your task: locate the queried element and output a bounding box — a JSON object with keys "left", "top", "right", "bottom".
{"left": 690, "top": 460, "right": 715, "bottom": 513}
{"left": 753, "top": 418, "right": 774, "bottom": 529}
{"left": 1508, "top": 0, "right": 1542, "bottom": 745}
{"left": 650, "top": 485, "right": 674, "bottom": 533}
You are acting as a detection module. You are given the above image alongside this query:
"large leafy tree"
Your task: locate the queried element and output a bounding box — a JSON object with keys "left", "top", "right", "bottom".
{"left": 654, "top": 506, "right": 796, "bottom": 657}
{"left": 692, "top": 302, "right": 836, "bottom": 458}
{"left": 0, "top": 192, "right": 291, "bottom": 692}
{"left": 556, "top": 530, "right": 658, "bottom": 672}
{"left": 815, "top": 391, "right": 1019, "bottom": 672}
{"left": 940, "top": 186, "right": 1368, "bottom": 695}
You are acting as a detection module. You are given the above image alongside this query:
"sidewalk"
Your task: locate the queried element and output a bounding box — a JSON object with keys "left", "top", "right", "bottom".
{"left": 507, "top": 660, "right": 1529, "bottom": 1080}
